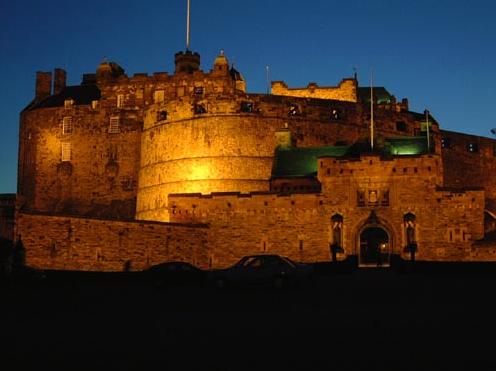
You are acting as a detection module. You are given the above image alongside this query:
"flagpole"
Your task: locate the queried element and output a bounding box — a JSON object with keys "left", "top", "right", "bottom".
{"left": 425, "top": 109, "right": 430, "bottom": 152}
{"left": 266, "top": 65, "right": 270, "bottom": 94}
{"left": 370, "top": 69, "right": 374, "bottom": 151}
{"left": 186, "top": 0, "right": 191, "bottom": 50}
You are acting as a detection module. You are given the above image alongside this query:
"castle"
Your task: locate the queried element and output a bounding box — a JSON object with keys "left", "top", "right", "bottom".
{"left": 7, "top": 45, "right": 496, "bottom": 271}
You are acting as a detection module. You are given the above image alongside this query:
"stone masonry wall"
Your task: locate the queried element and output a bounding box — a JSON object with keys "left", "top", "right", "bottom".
{"left": 169, "top": 154, "right": 492, "bottom": 266}
{"left": 441, "top": 130, "right": 496, "bottom": 208}
{"left": 271, "top": 80, "right": 358, "bottom": 102}
{"left": 19, "top": 104, "right": 142, "bottom": 219}
{"left": 17, "top": 212, "right": 209, "bottom": 271}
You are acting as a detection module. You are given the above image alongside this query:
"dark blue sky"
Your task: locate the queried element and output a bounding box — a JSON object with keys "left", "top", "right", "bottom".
{"left": 1, "top": 0, "right": 495, "bottom": 193}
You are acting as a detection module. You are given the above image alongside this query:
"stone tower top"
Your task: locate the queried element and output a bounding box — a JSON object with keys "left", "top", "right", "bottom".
{"left": 175, "top": 50, "right": 201, "bottom": 74}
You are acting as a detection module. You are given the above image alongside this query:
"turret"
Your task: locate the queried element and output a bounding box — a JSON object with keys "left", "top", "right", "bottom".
{"left": 174, "top": 50, "right": 201, "bottom": 74}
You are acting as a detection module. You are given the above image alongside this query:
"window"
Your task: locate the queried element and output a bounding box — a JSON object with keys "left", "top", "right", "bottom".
{"left": 91, "top": 100, "right": 99, "bottom": 109}
{"left": 357, "top": 191, "right": 365, "bottom": 207}
{"left": 396, "top": 121, "right": 407, "bottom": 132}
{"left": 330, "top": 108, "right": 340, "bottom": 121}
{"left": 158, "top": 110, "right": 168, "bottom": 121}
{"left": 240, "top": 101, "right": 254, "bottom": 113}
{"left": 194, "top": 87, "right": 204, "bottom": 95}
{"left": 62, "top": 117, "right": 72, "bottom": 135}
{"left": 288, "top": 104, "right": 300, "bottom": 116}
{"left": 117, "top": 94, "right": 124, "bottom": 108}
{"left": 467, "top": 143, "right": 479, "bottom": 153}
{"left": 109, "top": 116, "right": 120, "bottom": 133}
{"left": 441, "top": 137, "right": 451, "bottom": 149}
{"left": 153, "top": 90, "right": 165, "bottom": 103}
{"left": 64, "top": 99, "right": 74, "bottom": 108}
{"left": 194, "top": 104, "right": 207, "bottom": 114}
{"left": 381, "top": 190, "right": 389, "bottom": 206}
{"left": 61, "top": 142, "right": 71, "bottom": 162}
{"left": 368, "top": 190, "right": 379, "bottom": 206}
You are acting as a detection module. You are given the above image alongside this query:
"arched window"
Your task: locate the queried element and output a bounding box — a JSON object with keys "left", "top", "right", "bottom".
{"left": 403, "top": 213, "right": 416, "bottom": 245}
{"left": 331, "top": 214, "right": 344, "bottom": 248}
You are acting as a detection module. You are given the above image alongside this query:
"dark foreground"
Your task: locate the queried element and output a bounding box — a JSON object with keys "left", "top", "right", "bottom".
{"left": 2, "top": 265, "right": 496, "bottom": 371}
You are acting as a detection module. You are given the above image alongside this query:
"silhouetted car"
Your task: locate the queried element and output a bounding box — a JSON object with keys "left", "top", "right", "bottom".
{"left": 210, "top": 254, "right": 313, "bottom": 289}
{"left": 144, "top": 261, "right": 207, "bottom": 287}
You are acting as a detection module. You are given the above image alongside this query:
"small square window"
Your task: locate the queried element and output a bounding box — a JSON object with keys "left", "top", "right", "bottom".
{"left": 194, "top": 104, "right": 207, "bottom": 114}
{"left": 153, "top": 90, "right": 165, "bottom": 103}
{"left": 109, "top": 117, "right": 120, "bottom": 133}
{"left": 467, "top": 143, "right": 479, "bottom": 153}
{"left": 158, "top": 110, "right": 168, "bottom": 121}
{"left": 441, "top": 137, "right": 451, "bottom": 149}
{"left": 330, "top": 108, "right": 340, "bottom": 121}
{"left": 288, "top": 104, "right": 300, "bottom": 116}
{"left": 64, "top": 99, "right": 74, "bottom": 108}
{"left": 61, "top": 142, "right": 71, "bottom": 162}
{"left": 62, "top": 117, "right": 72, "bottom": 135}
{"left": 240, "top": 102, "right": 254, "bottom": 113}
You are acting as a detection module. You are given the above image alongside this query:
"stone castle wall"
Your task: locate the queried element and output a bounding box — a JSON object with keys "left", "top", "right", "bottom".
{"left": 16, "top": 212, "right": 209, "bottom": 271}
{"left": 441, "top": 130, "right": 496, "bottom": 208}
{"left": 168, "top": 154, "right": 492, "bottom": 267}
{"left": 271, "top": 79, "right": 358, "bottom": 102}
{"left": 18, "top": 104, "right": 142, "bottom": 219}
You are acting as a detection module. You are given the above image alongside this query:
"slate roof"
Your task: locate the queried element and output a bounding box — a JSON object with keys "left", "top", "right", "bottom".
{"left": 358, "top": 87, "right": 393, "bottom": 104}
{"left": 24, "top": 84, "right": 101, "bottom": 111}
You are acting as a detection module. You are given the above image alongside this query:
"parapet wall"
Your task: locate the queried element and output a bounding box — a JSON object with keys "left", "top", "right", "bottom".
{"left": 17, "top": 212, "right": 209, "bottom": 271}
{"left": 271, "top": 80, "right": 357, "bottom": 102}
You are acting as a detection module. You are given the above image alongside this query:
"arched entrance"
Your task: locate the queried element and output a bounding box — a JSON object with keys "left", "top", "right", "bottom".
{"left": 359, "top": 226, "right": 390, "bottom": 267}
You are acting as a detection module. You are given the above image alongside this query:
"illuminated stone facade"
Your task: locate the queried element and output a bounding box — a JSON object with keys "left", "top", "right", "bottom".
{"left": 10, "top": 49, "right": 496, "bottom": 270}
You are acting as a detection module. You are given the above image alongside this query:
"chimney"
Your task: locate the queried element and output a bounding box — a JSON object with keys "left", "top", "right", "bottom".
{"left": 35, "top": 71, "right": 52, "bottom": 100}
{"left": 53, "top": 68, "right": 67, "bottom": 95}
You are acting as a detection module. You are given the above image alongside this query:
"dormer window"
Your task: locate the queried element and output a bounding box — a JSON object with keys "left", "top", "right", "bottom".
{"left": 109, "top": 116, "right": 120, "bottom": 133}
{"left": 62, "top": 117, "right": 72, "bottom": 135}
{"left": 64, "top": 99, "right": 74, "bottom": 108}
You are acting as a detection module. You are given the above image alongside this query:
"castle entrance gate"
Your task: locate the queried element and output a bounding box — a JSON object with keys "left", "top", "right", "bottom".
{"left": 359, "top": 227, "right": 390, "bottom": 267}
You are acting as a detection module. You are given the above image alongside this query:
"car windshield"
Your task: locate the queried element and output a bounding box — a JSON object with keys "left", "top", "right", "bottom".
{"left": 281, "top": 257, "right": 297, "bottom": 267}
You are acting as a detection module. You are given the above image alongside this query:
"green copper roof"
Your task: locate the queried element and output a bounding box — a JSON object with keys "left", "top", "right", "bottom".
{"left": 385, "top": 136, "right": 429, "bottom": 155}
{"left": 273, "top": 146, "right": 349, "bottom": 177}
{"left": 272, "top": 136, "right": 430, "bottom": 178}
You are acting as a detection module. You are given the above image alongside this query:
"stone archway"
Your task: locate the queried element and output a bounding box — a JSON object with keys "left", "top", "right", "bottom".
{"left": 359, "top": 226, "right": 390, "bottom": 267}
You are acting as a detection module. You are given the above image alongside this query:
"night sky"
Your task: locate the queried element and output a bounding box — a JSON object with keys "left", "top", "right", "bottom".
{"left": 1, "top": 0, "right": 495, "bottom": 193}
